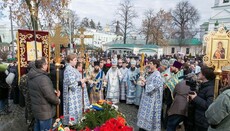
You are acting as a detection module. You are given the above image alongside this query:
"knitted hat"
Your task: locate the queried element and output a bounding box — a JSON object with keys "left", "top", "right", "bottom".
{"left": 173, "top": 61, "right": 183, "bottom": 69}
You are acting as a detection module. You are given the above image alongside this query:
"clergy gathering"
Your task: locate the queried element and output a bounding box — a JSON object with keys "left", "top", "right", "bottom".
{"left": 1, "top": 0, "right": 230, "bottom": 131}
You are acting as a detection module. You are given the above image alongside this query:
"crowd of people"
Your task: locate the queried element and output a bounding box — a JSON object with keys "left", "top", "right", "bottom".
{"left": 0, "top": 52, "right": 230, "bottom": 131}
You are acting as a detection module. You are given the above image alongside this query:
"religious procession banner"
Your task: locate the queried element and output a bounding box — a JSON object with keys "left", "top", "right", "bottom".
{"left": 17, "top": 29, "right": 50, "bottom": 77}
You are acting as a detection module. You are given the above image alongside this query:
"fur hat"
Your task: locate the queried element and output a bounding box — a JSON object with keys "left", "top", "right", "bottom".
{"left": 173, "top": 61, "right": 183, "bottom": 69}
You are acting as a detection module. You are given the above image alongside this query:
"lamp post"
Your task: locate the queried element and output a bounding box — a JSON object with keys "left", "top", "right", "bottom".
{"left": 9, "top": 6, "right": 14, "bottom": 58}
{"left": 69, "top": 15, "right": 73, "bottom": 53}
{"left": 30, "top": 0, "right": 38, "bottom": 59}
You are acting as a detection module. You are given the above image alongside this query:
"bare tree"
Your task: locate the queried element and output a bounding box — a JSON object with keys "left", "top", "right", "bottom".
{"left": 142, "top": 9, "right": 154, "bottom": 44}
{"left": 1, "top": 0, "right": 70, "bottom": 30}
{"left": 0, "top": 2, "right": 5, "bottom": 19}
{"left": 60, "top": 10, "right": 80, "bottom": 44}
{"left": 116, "top": 0, "right": 137, "bottom": 44}
{"left": 142, "top": 9, "right": 173, "bottom": 46}
{"left": 171, "top": 1, "right": 200, "bottom": 44}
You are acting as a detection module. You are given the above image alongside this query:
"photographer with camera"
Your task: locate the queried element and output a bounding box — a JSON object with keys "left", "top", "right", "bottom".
{"left": 188, "top": 66, "right": 215, "bottom": 131}
{"left": 166, "top": 63, "right": 196, "bottom": 131}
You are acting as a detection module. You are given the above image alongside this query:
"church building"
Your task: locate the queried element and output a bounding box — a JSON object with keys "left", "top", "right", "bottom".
{"left": 209, "top": 0, "right": 230, "bottom": 30}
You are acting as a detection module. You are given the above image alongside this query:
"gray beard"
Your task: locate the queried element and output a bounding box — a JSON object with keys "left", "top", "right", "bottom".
{"left": 112, "top": 67, "right": 117, "bottom": 71}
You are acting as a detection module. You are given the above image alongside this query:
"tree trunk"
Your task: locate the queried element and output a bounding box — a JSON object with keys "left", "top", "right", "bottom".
{"left": 30, "top": 14, "right": 38, "bottom": 30}
{"left": 26, "top": 0, "right": 39, "bottom": 30}
{"left": 146, "top": 34, "right": 149, "bottom": 44}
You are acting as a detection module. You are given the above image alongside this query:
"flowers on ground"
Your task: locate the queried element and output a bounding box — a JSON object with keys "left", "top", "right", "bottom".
{"left": 76, "top": 100, "right": 133, "bottom": 131}
{"left": 53, "top": 100, "right": 133, "bottom": 131}
{"left": 51, "top": 116, "right": 76, "bottom": 131}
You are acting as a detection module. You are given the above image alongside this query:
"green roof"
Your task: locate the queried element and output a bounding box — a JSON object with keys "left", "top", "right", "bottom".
{"left": 105, "top": 38, "right": 201, "bottom": 47}
{"left": 167, "top": 38, "right": 202, "bottom": 46}
{"left": 142, "top": 44, "right": 159, "bottom": 48}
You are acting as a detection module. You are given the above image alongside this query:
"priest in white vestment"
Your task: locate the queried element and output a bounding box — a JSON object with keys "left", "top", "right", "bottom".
{"left": 105, "top": 59, "right": 122, "bottom": 104}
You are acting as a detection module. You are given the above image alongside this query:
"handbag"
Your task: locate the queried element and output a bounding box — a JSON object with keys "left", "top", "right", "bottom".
{"left": 5, "top": 72, "right": 15, "bottom": 85}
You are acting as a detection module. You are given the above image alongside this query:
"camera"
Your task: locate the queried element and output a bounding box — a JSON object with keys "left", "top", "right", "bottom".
{"left": 185, "top": 78, "right": 197, "bottom": 91}
{"left": 179, "top": 73, "right": 198, "bottom": 91}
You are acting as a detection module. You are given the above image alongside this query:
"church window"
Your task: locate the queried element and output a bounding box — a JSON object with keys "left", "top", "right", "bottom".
{"left": 223, "top": 0, "right": 229, "bottom": 3}
{"left": 171, "top": 47, "right": 175, "bottom": 54}
{"left": 186, "top": 48, "right": 190, "bottom": 54}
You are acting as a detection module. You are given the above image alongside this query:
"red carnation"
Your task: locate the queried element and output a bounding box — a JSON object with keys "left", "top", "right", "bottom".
{"left": 164, "top": 74, "right": 168, "bottom": 77}
{"left": 60, "top": 116, "right": 64, "bottom": 119}
{"left": 70, "top": 117, "right": 75, "bottom": 121}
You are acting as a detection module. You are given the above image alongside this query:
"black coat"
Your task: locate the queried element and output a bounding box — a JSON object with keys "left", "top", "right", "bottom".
{"left": 193, "top": 80, "right": 214, "bottom": 128}
{"left": 27, "top": 68, "right": 59, "bottom": 120}
{"left": 0, "top": 71, "right": 9, "bottom": 100}
{"left": 49, "top": 63, "right": 65, "bottom": 116}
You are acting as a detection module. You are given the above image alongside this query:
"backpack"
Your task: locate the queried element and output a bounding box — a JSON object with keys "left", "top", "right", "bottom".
{"left": 19, "top": 74, "right": 28, "bottom": 97}
{"left": 19, "top": 74, "right": 34, "bottom": 126}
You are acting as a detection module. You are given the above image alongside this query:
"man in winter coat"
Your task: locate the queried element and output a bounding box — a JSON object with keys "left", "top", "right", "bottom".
{"left": 27, "top": 57, "right": 60, "bottom": 131}
{"left": 188, "top": 66, "right": 215, "bottom": 131}
{"left": 205, "top": 86, "right": 230, "bottom": 131}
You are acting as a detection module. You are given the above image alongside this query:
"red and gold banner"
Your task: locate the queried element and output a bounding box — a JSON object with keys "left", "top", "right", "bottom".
{"left": 17, "top": 29, "right": 50, "bottom": 77}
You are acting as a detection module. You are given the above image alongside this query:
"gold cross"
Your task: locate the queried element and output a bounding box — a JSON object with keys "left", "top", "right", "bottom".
{"left": 50, "top": 25, "right": 69, "bottom": 63}
{"left": 49, "top": 25, "right": 69, "bottom": 118}
{"left": 73, "top": 27, "right": 93, "bottom": 57}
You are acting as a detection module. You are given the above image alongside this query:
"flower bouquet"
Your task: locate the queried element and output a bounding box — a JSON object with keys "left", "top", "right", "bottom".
{"left": 76, "top": 100, "right": 133, "bottom": 131}
{"left": 51, "top": 116, "right": 76, "bottom": 131}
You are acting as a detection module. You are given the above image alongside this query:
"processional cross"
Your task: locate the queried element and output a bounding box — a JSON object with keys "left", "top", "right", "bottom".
{"left": 50, "top": 25, "right": 69, "bottom": 63}
{"left": 50, "top": 25, "right": 69, "bottom": 117}
{"left": 74, "top": 27, "right": 93, "bottom": 57}
{"left": 74, "top": 27, "right": 93, "bottom": 112}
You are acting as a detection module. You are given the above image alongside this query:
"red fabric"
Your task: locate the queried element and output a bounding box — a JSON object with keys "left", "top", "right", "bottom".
{"left": 105, "top": 63, "right": 112, "bottom": 68}
{"left": 18, "top": 29, "right": 49, "bottom": 76}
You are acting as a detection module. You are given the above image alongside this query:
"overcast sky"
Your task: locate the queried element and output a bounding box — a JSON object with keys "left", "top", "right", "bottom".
{"left": 69, "top": 0, "right": 215, "bottom": 28}
{"left": 0, "top": 0, "right": 215, "bottom": 29}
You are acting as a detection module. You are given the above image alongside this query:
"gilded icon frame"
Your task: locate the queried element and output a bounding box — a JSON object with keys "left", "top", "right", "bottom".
{"left": 203, "top": 26, "right": 230, "bottom": 98}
